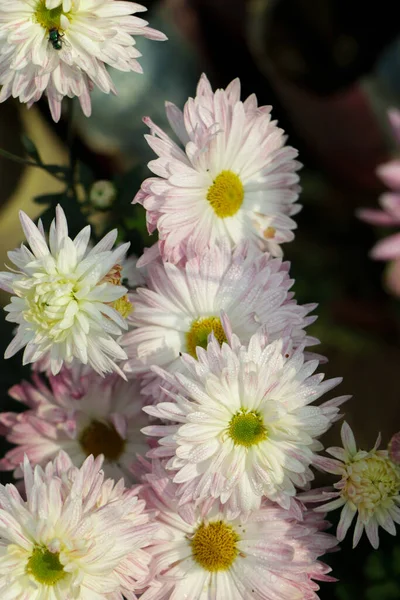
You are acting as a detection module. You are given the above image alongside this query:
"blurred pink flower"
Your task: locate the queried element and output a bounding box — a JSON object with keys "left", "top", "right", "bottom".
{"left": 357, "top": 109, "right": 400, "bottom": 295}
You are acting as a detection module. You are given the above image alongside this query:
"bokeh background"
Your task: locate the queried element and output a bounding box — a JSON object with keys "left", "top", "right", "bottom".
{"left": 1, "top": 1, "right": 400, "bottom": 597}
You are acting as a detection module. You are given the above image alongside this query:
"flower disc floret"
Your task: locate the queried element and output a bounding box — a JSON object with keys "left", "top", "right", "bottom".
{"left": 79, "top": 420, "right": 125, "bottom": 461}
{"left": 186, "top": 316, "right": 227, "bottom": 358}
{"left": 0, "top": 205, "right": 131, "bottom": 376}
{"left": 191, "top": 521, "right": 239, "bottom": 572}
{"left": 206, "top": 171, "right": 244, "bottom": 218}
{"left": 34, "top": 2, "right": 65, "bottom": 30}
{"left": 27, "top": 546, "right": 66, "bottom": 586}
{"left": 228, "top": 410, "right": 267, "bottom": 447}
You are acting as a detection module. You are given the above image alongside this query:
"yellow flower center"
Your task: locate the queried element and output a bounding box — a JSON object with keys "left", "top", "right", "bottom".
{"left": 103, "top": 264, "right": 133, "bottom": 318}
{"left": 228, "top": 410, "right": 267, "bottom": 447}
{"left": 206, "top": 171, "right": 244, "bottom": 218}
{"left": 186, "top": 316, "right": 227, "bottom": 359}
{"left": 343, "top": 454, "right": 400, "bottom": 517}
{"left": 79, "top": 420, "right": 125, "bottom": 461}
{"left": 191, "top": 521, "right": 239, "bottom": 572}
{"left": 34, "top": 1, "right": 66, "bottom": 31}
{"left": 27, "top": 546, "right": 66, "bottom": 585}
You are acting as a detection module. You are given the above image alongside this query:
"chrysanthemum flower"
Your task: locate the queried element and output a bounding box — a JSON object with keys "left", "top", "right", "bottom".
{"left": 0, "top": 369, "right": 148, "bottom": 482}
{"left": 306, "top": 422, "right": 400, "bottom": 549}
{"left": 0, "top": 451, "right": 156, "bottom": 599}
{"left": 0, "top": 0, "right": 166, "bottom": 121}
{"left": 0, "top": 205, "right": 132, "bottom": 376}
{"left": 121, "top": 244, "right": 317, "bottom": 393}
{"left": 143, "top": 331, "right": 347, "bottom": 516}
{"left": 138, "top": 459, "right": 336, "bottom": 600}
{"left": 134, "top": 73, "right": 301, "bottom": 264}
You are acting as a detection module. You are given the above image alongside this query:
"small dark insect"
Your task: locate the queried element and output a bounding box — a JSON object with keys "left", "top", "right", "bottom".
{"left": 48, "top": 28, "right": 64, "bottom": 51}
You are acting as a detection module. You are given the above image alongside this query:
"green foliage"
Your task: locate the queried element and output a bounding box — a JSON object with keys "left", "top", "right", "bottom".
{"left": 332, "top": 543, "right": 400, "bottom": 600}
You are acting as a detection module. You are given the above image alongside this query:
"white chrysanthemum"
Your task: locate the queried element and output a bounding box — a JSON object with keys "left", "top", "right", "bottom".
{"left": 0, "top": 370, "right": 149, "bottom": 483}
{"left": 134, "top": 73, "right": 301, "bottom": 264}
{"left": 0, "top": 0, "right": 166, "bottom": 121}
{"left": 304, "top": 422, "right": 400, "bottom": 549}
{"left": 0, "top": 204, "right": 132, "bottom": 376}
{"left": 138, "top": 459, "right": 337, "bottom": 600}
{"left": 0, "top": 451, "right": 156, "bottom": 599}
{"left": 143, "top": 331, "right": 348, "bottom": 516}
{"left": 122, "top": 244, "right": 318, "bottom": 397}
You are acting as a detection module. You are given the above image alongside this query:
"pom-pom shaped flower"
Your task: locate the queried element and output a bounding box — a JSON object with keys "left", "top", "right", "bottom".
{"left": 143, "top": 331, "right": 347, "bottom": 516}
{"left": 0, "top": 451, "right": 156, "bottom": 599}
{"left": 138, "top": 459, "right": 337, "bottom": 600}
{"left": 308, "top": 422, "right": 400, "bottom": 549}
{"left": 121, "top": 243, "right": 317, "bottom": 394}
{"left": 0, "top": 0, "right": 166, "bottom": 121}
{"left": 134, "top": 73, "right": 301, "bottom": 264}
{"left": 0, "top": 369, "right": 148, "bottom": 482}
{"left": 0, "top": 205, "right": 132, "bottom": 376}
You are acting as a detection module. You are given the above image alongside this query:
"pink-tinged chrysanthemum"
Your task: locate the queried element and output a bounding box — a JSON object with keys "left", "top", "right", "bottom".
{"left": 0, "top": 369, "right": 148, "bottom": 482}
{"left": 304, "top": 422, "right": 400, "bottom": 549}
{"left": 143, "top": 331, "right": 347, "bottom": 516}
{"left": 137, "top": 459, "right": 336, "bottom": 600}
{"left": 121, "top": 244, "right": 317, "bottom": 391}
{"left": 0, "top": 205, "right": 132, "bottom": 376}
{"left": 0, "top": 0, "right": 166, "bottom": 122}
{"left": 358, "top": 110, "right": 400, "bottom": 270}
{"left": 0, "top": 451, "right": 156, "bottom": 599}
{"left": 134, "top": 73, "right": 301, "bottom": 264}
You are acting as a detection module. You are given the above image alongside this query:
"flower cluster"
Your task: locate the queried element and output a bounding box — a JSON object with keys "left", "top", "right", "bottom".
{"left": 0, "top": 66, "right": 397, "bottom": 598}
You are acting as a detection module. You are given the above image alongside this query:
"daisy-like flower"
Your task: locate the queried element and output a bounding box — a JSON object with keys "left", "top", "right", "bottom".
{"left": 0, "top": 0, "right": 166, "bottom": 122}
{"left": 143, "top": 330, "right": 347, "bottom": 516}
{"left": 121, "top": 243, "right": 317, "bottom": 393}
{"left": 307, "top": 422, "right": 400, "bottom": 549}
{"left": 0, "top": 451, "right": 156, "bottom": 599}
{"left": 138, "top": 459, "right": 337, "bottom": 600}
{"left": 134, "top": 73, "right": 301, "bottom": 264}
{"left": 0, "top": 369, "right": 148, "bottom": 482}
{"left": 0, "top": 204, "right": 132, "bottom": 376}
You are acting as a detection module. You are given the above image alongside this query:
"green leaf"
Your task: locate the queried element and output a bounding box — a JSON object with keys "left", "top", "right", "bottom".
{"left": 21, "top": 134, "right": 41, "bottom": 164}
{"left": 391, "top": 546, "right": 400, "bottom": 576}
{"left": 364, "top": 552, "right": 387, "bottom": 581}
{"left": 366, "top": 581, "right": 400, "bottom": 600}
{"left": 335, "top": 583, "right": 359, "bottom": 600}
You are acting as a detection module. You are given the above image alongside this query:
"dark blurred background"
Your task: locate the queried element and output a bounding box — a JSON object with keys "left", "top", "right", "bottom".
{"left": 2, "top": 1, "right": 400, "bottom": 597}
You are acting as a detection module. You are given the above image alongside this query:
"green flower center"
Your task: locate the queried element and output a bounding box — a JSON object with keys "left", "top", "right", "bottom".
{"left": 191, "top": 521, "right": 239, "bottom": 572}
{"left": 186, "top": 316, "right": 227, "bottom": 359}
{"left": 228, "top": 410, "right": 267, "bottom": 447}
{"left": 34, "top": 1, "right": 65, "bottom": 31}
{"left": 79, "top": 420, "right": 125, "bottom": 461}
{"left": 207, "top": 170, "right": 244, "bottom": 218}
{"left": 27, "top": 546, "right": 66, "bottom": 586}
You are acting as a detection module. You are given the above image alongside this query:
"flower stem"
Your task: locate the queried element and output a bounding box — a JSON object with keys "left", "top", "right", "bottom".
{"left": 0, "top": 147, "right": 66, "bottom": 181}
{"left": 65, "top": 97, "right": 77, "bottom": 199}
